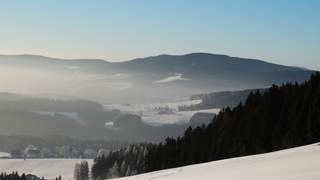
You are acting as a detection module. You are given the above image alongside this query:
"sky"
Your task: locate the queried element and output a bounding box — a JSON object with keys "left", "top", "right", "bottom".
{"left": 0, "top": 0, "right": 319, "bottom": 70}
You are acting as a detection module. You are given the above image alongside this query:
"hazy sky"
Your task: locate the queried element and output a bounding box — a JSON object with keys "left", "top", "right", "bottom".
{"left": 0, "top": 0, "right": 319, "bottom": 69}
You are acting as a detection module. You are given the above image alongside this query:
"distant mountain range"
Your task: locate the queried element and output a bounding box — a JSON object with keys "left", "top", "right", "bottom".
{"left": 0, "top": 53, "right": 315, "bottom": 103}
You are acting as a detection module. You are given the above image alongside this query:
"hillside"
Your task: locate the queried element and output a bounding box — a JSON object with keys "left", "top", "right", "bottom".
{"left": 0, "top": 93, "right": 215, "bottom": 142}
{"left": 145, "top": 73, "right": 320, "bottom": 172}
{"left": 91, "top": 73, "right": 320, "bottom": 179}
{"left": 179, "top": 88, "right": 265, "bottom": 110}
{"left": 115, "top": 143, "right": 320, "bottom": 180}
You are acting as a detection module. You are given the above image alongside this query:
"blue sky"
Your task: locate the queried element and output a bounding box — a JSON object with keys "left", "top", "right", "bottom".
{"left": 0, "top": 0, "right": 319, "bottom": 69}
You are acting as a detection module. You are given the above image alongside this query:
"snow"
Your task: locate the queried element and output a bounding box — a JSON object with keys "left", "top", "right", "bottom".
{"left": 105, "top": 121, "right": 120, "bottom": 130}
{"left": 0, "top": 152, "right": 11, "bottom": 158}
{"left": 153, "top": 74, "right": 189, "bottom": 83}
{"left": 115, "top": 143, "right": 320, "bottom": 180}
{"left": 104, "top": 100, "right": 220, "bottom": 126}
{"left": 1, "top": 143, "right": 318, "bottom": 180}
{"left": 104, "top": 100, "right": 202, "bottom": 113}
{"left": 0, "top": 159, "right": 93, "bottom": 179}
{"left": 59, "top": 112, "right": 85, "bottom": 125}
{"left": 32, "top": 111, "right": 86, "bottom": 125}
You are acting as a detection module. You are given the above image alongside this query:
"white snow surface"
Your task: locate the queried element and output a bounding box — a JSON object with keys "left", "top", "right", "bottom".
{"left": 32, "top": 111, "right": 86, "bottom": 125}
{"left": 0, "top": 159, "right": 93, "bottom": 179}
{"left": 0, "top": 152, "right": 11, "bottom": 158}
{"left": 153, "top": 74, "right": 189, "bottom": 83}
{"left": 115, "top": 143, "right": 320, "bottom": 180}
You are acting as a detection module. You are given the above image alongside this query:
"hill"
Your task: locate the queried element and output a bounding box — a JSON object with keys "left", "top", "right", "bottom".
{"left": 145, "top": 73, "right": 320, "bottom": 171}
{"left": 0, "top": 53, "right": 313, "bottom": 103}
{"left": 0, "top": 93, "right": 205, "bottom": 142}
{"left": 179, "top": 88, "right": 265, "bottom": 110}
{"left": 115, "top": 143, "right": 320, "bottom": 180}
{"left": 90, "top": 73, "right": 320, "bottom": 179}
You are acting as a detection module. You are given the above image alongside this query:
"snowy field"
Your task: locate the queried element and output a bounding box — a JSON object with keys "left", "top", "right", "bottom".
{"left": 104, "top": 100, "right": 220, "bottom": 126}
{"left": 0, "top": 158, "right": 93, "bottom": 179}
{"left": 0, "top": 152, "right": 11, "bottom": 158}
{"left": 116, "top": 143, "right": 320, "bottom": 180}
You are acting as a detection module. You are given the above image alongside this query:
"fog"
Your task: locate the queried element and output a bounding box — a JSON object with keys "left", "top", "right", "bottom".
{"left": 0, "top": 65, "right": 136, "bottom": 103}
{"left": 0, "top": 53, "right": 313, "bottom": 104}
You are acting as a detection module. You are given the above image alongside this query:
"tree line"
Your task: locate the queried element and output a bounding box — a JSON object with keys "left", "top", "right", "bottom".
{"left": 0, "top": 172, "right": 26, "bottom": 180}
{"left": 91, "top": 144, "right": 150, "bottom": 180}
{"left": 74, "top": 161, "right": 89, "bottom": 180}
{"left": 0, "top": 172, "right": 61, "bottom": 180}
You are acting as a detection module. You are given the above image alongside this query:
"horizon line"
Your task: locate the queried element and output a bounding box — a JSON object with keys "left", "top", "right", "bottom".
{"left": 0, "top": 52, "right": 314, "bottom": 71}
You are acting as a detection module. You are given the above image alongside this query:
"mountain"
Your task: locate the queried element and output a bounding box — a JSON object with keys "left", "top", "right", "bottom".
{"left": 0, "top": 53, "right": 314, "bottom": 103}
{"left": 114, "top": 53, "right": 313, "bottom": 98}
{"left": 119, "top": 53, "right": 308, "bottom": 76}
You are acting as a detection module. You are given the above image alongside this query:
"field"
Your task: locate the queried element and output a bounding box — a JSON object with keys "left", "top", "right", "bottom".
{"left": 0, "top": 158, "right": 93, "bottom": 179}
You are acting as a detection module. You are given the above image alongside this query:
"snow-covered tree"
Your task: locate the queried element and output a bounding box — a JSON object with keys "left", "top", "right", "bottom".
{"left": 80, "top": 160, "right": 89, "bottom": 180}
{"left": 125, "top": 165, "right": 131, "bottom": 176}
{"left": 120, "top": 160, "right": 127, "bottom": 175}
{"left": 109, "top": 161, "right": 120, "bottom": 178}
{"left": 74, "top": 163, "right": 81, "bottom": 180}
{"left": 74, "top": 161, "right": 89, "bottom": 180}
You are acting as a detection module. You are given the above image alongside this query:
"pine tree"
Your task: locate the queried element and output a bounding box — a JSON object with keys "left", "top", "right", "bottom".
{"left": 109, "top": 161, "right": 120, "bottom": 178}
{"left": 80, "top": 161, "right": 89, "bottom": 180}
{"left": 74, "top": 163, "right": 81, "bottom": 180}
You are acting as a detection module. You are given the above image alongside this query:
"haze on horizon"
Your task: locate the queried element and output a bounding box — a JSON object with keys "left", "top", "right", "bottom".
{"left": 0, "top": 0, "right": 319, "bottom": 70}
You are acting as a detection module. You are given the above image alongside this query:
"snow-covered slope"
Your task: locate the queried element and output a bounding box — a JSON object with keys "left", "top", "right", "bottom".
{"left": 116, "top": 143, "right": 320, "bottom": 180}
{"left": 0, "top": 159, "right": 93, "bottom": 179}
